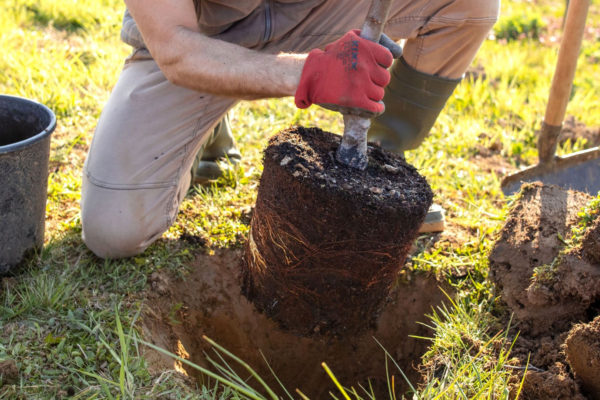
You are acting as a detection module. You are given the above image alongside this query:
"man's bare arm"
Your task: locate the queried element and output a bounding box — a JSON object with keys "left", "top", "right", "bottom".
{"left": 125, "top": 0, "right": 305, "bottom": 99}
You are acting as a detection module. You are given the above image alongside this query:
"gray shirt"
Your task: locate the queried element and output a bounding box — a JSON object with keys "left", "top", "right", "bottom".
{"left": 120, "top": 0, "right": 324, "bottom": 50}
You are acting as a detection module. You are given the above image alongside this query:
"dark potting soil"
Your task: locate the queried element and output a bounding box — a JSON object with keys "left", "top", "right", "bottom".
{"left": 241, "top": 126, "right": 433, "bottom": 337}
{"left": 266, "top": 126, "right": 432, "bottom": 210}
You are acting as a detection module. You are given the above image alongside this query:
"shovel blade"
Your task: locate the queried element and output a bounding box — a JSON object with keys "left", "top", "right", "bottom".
{"left": 501, "top": 147, "right": 600, "bottom": 196}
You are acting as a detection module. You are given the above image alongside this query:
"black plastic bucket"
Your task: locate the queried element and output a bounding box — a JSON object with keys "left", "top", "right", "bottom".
{"left": 0, "top": 95, "right": 56, "bottom": 274}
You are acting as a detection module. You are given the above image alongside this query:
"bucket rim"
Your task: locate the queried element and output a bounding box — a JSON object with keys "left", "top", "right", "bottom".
{"left": 0, "top": 94, "right": 57, "bottom": 155}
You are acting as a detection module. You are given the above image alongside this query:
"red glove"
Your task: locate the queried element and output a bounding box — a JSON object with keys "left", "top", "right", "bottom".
{"left": 294, "top": 30, "right": 394, "bottom": 116}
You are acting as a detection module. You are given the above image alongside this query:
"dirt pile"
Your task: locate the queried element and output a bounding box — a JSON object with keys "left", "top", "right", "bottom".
{"left": 143, "top": 250, "right": 449, "bottom": 398}
{"left": 565, "top": 316, "right": 600, "bottom": 400}
{"left": 489, "top": 183, "right": 600, "bottom": 399}
{"left": 242, "top": 127, "right": 433, "bottom": 337}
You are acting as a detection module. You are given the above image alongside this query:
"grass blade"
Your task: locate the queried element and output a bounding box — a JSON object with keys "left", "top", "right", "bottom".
{"left": 203, "top": 335, "right": 279, "bottom": 400}
{"left": 321, "top": 362, "right": 351, "bottom": 400}
{"left": 140, "top": 339, "right": 266, "bottom": 400}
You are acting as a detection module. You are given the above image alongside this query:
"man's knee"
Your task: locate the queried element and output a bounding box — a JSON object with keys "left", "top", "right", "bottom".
{"left": 80, "top": 178, "right": 170, "bottom": 259}
{"left": 81, "top": 210, "right": 152, "bottom": 259}
{"left": 451, "top": 0, "right": 500, "bottom": 27}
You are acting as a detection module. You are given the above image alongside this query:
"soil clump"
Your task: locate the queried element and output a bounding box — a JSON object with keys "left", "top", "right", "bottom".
{"left": 582, "top": 216, "right": 600, "bottom": 264}
{"left": 565, "top": 316, "right": 600, "bottom": 399}
{"left": 242, "top": 127, "right": 432, "bottom": 336}
{"left": 0, "top": 359, "right": 18, "bottom": 384}
{"left": 143, "top": 249, "right": 449, "bottom": 399}
{"left": 489, "top": 182, "right": 600, "bottom": 399}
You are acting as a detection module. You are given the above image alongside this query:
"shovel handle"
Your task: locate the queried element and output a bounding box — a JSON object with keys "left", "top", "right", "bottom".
{"left": 337, "top": 0, "right": 393, "bottom": 170}
{"left": 539, "top": 0, "right": 589, "bottom": 163}
{"left": 360, "top": 0, "right": 392, "bottom": 42}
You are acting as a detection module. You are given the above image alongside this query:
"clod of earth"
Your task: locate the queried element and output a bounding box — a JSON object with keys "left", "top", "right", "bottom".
{"left": 489, "top": 182, "right": 600, "bottom": 400}
{"left": 241, "top": 127, "right": 433, "bottom": 336}
{"left": 582, "top": 216, "right": 600, "bottom": 264}
{"left": 565, "top": 316, "right": 600, "bottom": 400}
{"left": 517, "top": 362, "right": 585, "bottom": 400}
{"left": 143, "top": 250, "right": 450, "bottom": 398}
{"left": 0, "top": 359, "right": 18, "bottom": 384}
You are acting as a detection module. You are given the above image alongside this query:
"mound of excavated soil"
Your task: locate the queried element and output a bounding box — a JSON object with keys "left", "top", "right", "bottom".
{"left": 143, "top": 249, "right": 449, "bottom": 398}
{"left": 489, "top": 183, "right": 600, "bottom": 400}
{"left": 565, "top": 316, "right": 600, "bottom": 400}
{"left": 490, "top": 183, "right": 593, "bottom": 335}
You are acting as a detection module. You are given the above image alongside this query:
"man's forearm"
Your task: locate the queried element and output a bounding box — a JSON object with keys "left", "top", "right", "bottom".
{"left": 125, "top": 0, "right": 306, "bottom": 99}
{"left": 150, "top": 26, "right": 306, "bottom": 99}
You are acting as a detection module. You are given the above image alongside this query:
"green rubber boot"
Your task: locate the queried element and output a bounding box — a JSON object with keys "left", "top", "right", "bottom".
{"left": 369, "top": 57, "right": 461, "bottom": 152}
{"left": 191, "top": 114, "right": 241, "bottom": 185}
{"left": 369, "top": 57, "right": 461, "bottom": 233}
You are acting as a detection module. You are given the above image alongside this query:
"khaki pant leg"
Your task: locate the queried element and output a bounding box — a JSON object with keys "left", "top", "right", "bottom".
{"left": 267, "top": 0, "right": 499, "bottom": 79}
{"left": 81, "top": 55, "right": 235, "bottom": 258}
{"left": 395, "top": 0, "right": 500, "bottom": 78}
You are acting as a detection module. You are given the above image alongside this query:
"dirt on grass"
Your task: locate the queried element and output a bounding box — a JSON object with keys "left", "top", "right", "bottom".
{"left": 489, "top": 182, "right": 600, "bottom": 400}
{"left": 0, "top": 359, "right": 18, "bottom": 384}
{"left": 142, "top": 249, "right": 449, "bottom": 399}
{"left": 558, "top": 116, "right": 600, "bottom": 149}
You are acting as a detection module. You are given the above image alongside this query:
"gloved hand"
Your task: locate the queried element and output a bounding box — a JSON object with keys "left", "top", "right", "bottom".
{"left": 295, "top": 30, "right": 401, "bottom": 118}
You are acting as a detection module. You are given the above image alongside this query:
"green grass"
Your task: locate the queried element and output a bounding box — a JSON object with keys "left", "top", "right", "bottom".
{"left": 572, "top": 193, "right": 600, "bottom": 239}
{"left": 1, "top": 0, "right": 600, "bottom": 398}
